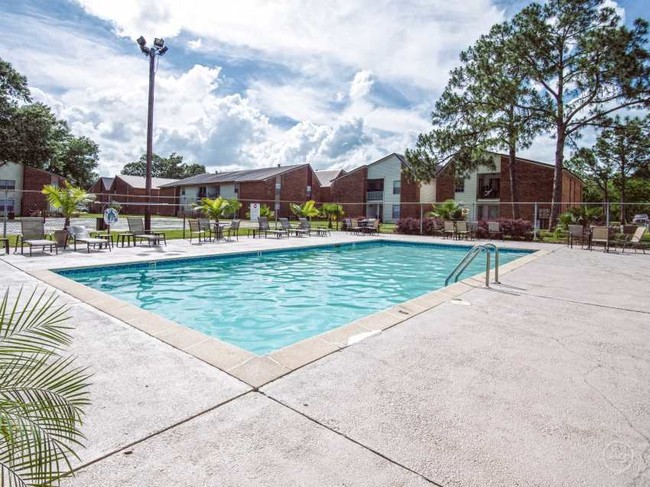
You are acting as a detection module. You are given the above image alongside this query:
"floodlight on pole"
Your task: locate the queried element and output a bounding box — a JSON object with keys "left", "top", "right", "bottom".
{"left": 136, "top": 35, "right": 168, "bottom": 231}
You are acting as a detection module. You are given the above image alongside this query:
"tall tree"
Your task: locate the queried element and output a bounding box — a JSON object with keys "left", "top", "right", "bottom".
{"left": 121, "top": 152, "right": 206, "bottom": 179}
{"left": 509, "top": 0, "right": 650, "bottom": 227}
{"left": 52, "top": 135, "right": 100, "bottom": 188}
{"left": 0, "top": 58, "right": 31, "bottom": 121}
{"left": 567, "top": 146, "right": 615, "bottom": 207}
{"left": 406, "top": 22, "right": 547, "bottom": 219}
{"left": 596, "top": 116, "right": 649, "bottom": 222}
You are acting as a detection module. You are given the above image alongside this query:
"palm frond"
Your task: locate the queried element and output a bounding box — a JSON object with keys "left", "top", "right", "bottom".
{"left": 0, "top": 288, "right": 91, "bottom": 486}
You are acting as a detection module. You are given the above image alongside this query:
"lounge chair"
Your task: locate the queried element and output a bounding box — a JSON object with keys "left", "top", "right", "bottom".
{"left": 225, "top": 219, "right": 240, "bottom": 241}
{"left": 362, "top": 218, "right": 379, "bottom": 235}
{"left": 567, "top": 224, "right": 588, "bottom": 249}
{"left": 590, "top": 226, "right": 612, "bottom": 252}
{"left": 279, "top": 217, "right": 308, "bottom": 237}
{"left": 15, "top": 218, "right": 58, "bottom": 256}
{"left": 126, "top": 217, "right": 167, "bottom": 246}
{"left": 258, "top": 217, "right": 285, "bottom": 238}
{"left": 443, "top": 221, "right": 455, "bottom": 239}
{"left": 188, "top": 219, "right": 207, "bottom": 243}
{"left": 487, "top": 221, "right": 503, "bottom": 240}
{"left": 349, "top": 218, "right": 363, "bottom": 235}
{"left": 456, "top": 221, "right": 470, "bottom": 240}
{"left": 68, "top": 225, "right": 111, "bottom": 252}
{"left": 620, "top": 226, "right": 647, "bottom": 254}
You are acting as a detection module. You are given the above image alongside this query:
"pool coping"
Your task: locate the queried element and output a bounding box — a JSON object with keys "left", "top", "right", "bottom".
{"left": 27, "top": 240, "right": 550, "bottom": 389}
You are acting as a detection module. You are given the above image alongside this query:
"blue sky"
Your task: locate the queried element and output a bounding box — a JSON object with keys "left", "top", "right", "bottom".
{"left": 0, "top": 0, "right": 647, "bottom": 176}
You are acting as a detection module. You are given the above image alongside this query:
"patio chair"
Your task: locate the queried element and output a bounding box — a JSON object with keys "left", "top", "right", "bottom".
{"left": 567, "top": 224, "right": 588, "bottom": 249}
{"left": 188, "top": 219, "right": 207, "bottom": 243}
{"left": 279, "top": 217, "right": 308, "bottom": 237}
{"left": 468, "top": 221, "right": 479, "bottom": 240}
{"left": 198, "top": 218, "right": 213, "bottom": 242}
{"left": 298, "top": 217, "right": 313, "bottom": 236}
{"left": 431, "top": 220, "right": 444, "bottom": 237}
{"left": 15, "top": 217, "right": 58, "bottom": 256}
{"left": 126, "top": 217, "right": 167, "bottom": 246}
{"left": 590, "top": 226, "right": 612, "bottom": 252}
{"left": 443, "top": 221, "right": 455, "bottom": 239}
{"left": 225, "top": 219, "right": 241, "bottom": 241}
{"left": 487, "top": 221, "right": 503, "bottom": 240}
{"left": 620, "top": 226, "right": 647, "bottom": 254}
{"left": 258, "top": 217, "right": 285, "bottom": 238}
{"left": 68, "top": 225, "right": 111, "bottom": 253}
{"left": 456, "top": 221, "right": 470, "bottom": 240}
{"left": 362, "top": 218, "right": 379, "bottom": 235}
{"left": 349, "top": 218, "right": 363, "bottom": 235}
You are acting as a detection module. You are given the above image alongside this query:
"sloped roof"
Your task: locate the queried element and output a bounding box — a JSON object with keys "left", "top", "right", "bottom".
{"left": 314, "top": 169, "right": 344, "bottom": 188}
{"left": 160, "top": 164, "right": 306, "bottom": 187}
{"left": 116, "top": 174, "right": 179, "bottom": 190}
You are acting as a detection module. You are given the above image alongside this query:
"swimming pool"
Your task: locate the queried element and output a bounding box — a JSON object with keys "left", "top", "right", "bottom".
{"left": 58, "top": 241, "right": 530, "bottom": 354}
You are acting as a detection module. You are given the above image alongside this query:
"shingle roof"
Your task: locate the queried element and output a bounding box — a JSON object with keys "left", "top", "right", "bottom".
{"left": 116, "top": 174, "right": 179, "bottom": 190}
{"left": 314, "top": 169, "right": 344, "bottom": 188}
{"left": 160, "top": 164, "right": 306, "bottom": 187}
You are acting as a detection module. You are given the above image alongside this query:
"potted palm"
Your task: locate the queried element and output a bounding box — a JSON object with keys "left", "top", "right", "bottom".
{"left": 42, "top": 183, "right": 96, "bottom": 246}
{"left": 193, "top": 196, "right": 233, "bottom": 222}
{"left": 320, "top": 203, "right": 345, "bottom": 229}
{"left": 429, "top": 199, "right": 465, "bottom": 221}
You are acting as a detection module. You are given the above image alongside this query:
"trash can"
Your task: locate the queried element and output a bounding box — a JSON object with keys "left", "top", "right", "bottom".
{"left": 96, "top": 217, "right": 107, "bottom": 231}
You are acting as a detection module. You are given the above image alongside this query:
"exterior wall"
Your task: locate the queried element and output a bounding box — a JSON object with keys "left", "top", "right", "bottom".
{"left": 500, "top": 156, "right": 554, "bottom": 221}
{"left": 21, "top": 165, "right": 65, "bottom": 216}
{"left": 220, "top": 183, "right": 236, "bottom": 200}
{"left": 399, "top": 172, "right": 421, "bottom": 219}
{"left": 111, "top": 177, "right": 176, "bottom": 216}
{"left": 88, "top": 179, "right": 112, "bottom": 209}
{"left": 239, "top": 180, "right": 275, "bottom": 217}
{"left": 0, "top": 161, "right": 24, "bottom": 215}
{"left": 367, "top": 155, "right": 402, "bottom": 222}
{"left": 331, "top": 167, "right": 368, "bottom": 218}
{"left": 562, "top": 171, "right": 583, "bottom": 210}
{"left": 278, "top": 166, "right": 320, "bottom": 218}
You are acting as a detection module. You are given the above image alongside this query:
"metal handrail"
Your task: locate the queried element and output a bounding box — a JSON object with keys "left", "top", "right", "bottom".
{"left": 445, "top": 243, "right": 500, "bottom": 287}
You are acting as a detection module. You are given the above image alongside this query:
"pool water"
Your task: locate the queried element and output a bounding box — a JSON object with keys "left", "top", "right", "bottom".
{"left": 58, "top": 241, "right": 530, "bottom": 354}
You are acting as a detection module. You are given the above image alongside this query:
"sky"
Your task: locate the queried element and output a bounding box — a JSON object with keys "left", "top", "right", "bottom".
{"left": 0, "top": 0, "right": 648, "bottom": 177}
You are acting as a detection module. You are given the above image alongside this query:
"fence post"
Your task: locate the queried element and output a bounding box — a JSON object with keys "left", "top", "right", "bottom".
{"left": 419, "top": 204, "right": 423, "bottom": 235}
{"left": 606, "top": 201, "right": 610, "bottom": 227}
{"left": 533, "top": 202, "right": 538, "bottom": 241}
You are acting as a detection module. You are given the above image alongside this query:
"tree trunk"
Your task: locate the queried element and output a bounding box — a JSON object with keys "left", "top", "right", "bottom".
{"left": 549, "top": 128, "right": 565, "bottom": 230}
{"left": 619, "top": 158, "right": 626, "bottom": 224}
{"left": 508, "top": 145, "right": 520, "bottom": 219}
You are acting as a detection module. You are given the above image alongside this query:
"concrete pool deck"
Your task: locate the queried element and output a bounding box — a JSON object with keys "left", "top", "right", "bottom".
{"left": 0, "top": 234, "right": 648, "bottom": 485}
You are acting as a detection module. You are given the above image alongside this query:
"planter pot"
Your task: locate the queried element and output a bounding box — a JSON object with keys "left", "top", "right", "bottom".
{"left": 53, "top": 229, "right": 68, "bottom": 248}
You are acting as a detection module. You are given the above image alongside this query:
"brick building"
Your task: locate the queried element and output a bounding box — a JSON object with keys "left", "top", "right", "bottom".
{"left": 161, "top": 164, "right": 323, "bottom": 218}
{"left": 0, "top": 161, "right": 66, "bottom": 216}
{"left": 107, "top": 175, "right": 178, "bottom": 216}
{"left": 436, "top": 153, "right": 583, "bottom": 225}
{"left": 314, "top": 169, "right": 345, "bottom": 202}
{"left": 330, "top": 153, "right": 435, "bottom": 223}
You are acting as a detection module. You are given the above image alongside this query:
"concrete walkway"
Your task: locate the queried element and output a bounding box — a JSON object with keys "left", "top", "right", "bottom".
{"left": 1, "top": 236, "right": 648, "bottom": 486}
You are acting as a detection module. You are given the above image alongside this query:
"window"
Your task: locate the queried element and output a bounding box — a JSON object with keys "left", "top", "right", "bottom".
{"left": 392, "top": 204, "right": 401, "bottom": 220}
{"left": 0, "top": 179, "right": 16, "bottom": 190}
{"left": 234, "top": 183, "right": 239, "bottom": 194}
{"left": 454, "top": 176, "right": 465, "bottom": 193}
{"left": 393, "top": 180, "right": 401, "bottom": 195}
{"left": 198, "top": 186, "right": 207, "bottom": 198}
{"left": 0, "top": 198, "right": 15, "bottom": 212}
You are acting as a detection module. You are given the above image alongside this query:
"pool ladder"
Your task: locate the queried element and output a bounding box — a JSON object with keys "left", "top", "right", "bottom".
{"left": 445, "top": 243, "right": 500, "bottom": 288}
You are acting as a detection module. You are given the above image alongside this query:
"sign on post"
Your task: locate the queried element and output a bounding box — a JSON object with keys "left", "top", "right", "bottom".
{"left": 249, "top": 203, "right": 260, "bottom": 223}
{"left": 103, "top": 207, "right": 119, "bottom": 231}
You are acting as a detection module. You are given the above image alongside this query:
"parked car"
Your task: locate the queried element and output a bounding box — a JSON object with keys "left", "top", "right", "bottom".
{"left": 632, "top": 214, "right": 649, "bottom": 225}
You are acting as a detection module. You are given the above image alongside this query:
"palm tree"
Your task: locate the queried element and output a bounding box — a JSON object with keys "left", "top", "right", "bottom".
{"left": 42, "top": 183, "right": 96, "bottom": 228}
{"left": 429, "top": 199, "right": 465, "bottom": 221}
{"left": 289, "top": 200, "right": 320, "bottom": 219}
{"left": 320, "top": 203, "right": 345, "bottom": 229}
{"left": 0, "top": 288, "right": 90, "bottom": 486}
{"left": 193, "top": 196, "right": 232, "bottom": 222}
{"left": 245, "top": 204, "right": 275, "bottom": 219}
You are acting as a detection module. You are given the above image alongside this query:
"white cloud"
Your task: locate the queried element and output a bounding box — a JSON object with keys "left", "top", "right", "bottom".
{"left": 349, "top": 70, "right": 374, "bottom": 100}
{"left": 187, "top": 38, "right": 202, "bottom": 50}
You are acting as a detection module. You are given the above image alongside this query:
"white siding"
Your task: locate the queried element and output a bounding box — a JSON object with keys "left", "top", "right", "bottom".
{"left": 0, "top": 161, "right": 24, "bottom": 214}
{"left": 454, "top": 156, "right": 501, "bottom": 220}
{"left": 367, "top": 155, "right": 402, "bottom": 222}
{"left": 219, "top": 184, "right": 236, "bottom": 200}
{"left": 419, "top": 181, "right": 436, "bottom": 203}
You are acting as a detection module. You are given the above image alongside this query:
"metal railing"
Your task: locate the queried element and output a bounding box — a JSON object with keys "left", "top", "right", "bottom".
{"left": 445, "top": 243, "right": 500, "bottom": 288}
{"left": 366, "top": 191, "right": 384, "bottom": 201}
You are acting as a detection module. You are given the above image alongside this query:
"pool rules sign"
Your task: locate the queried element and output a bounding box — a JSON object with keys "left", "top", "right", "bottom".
{"left": 250, "top": 203, "right": 260, "bottom": 223}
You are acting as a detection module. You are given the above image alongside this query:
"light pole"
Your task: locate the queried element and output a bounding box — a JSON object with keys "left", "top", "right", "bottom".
{"left": 136, "top": 36, "right": 168, "bottom": 231}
